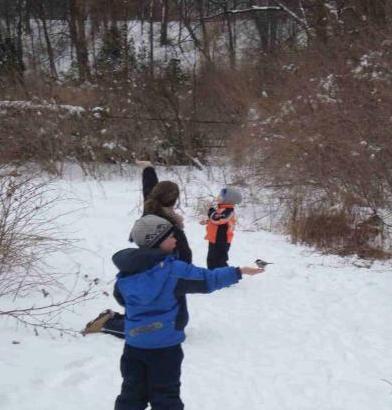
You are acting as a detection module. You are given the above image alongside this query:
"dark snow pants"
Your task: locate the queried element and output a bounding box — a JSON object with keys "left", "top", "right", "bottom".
{"left": 114, "top": 343, "right": 184, "bottom": 410}
{"left": 207, "top": 242, "right": 231, "bottom": 270}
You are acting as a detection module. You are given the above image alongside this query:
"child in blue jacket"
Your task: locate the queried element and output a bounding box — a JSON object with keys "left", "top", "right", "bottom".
{"left": 113, "top": 214, "right": 263, "bottom": 410}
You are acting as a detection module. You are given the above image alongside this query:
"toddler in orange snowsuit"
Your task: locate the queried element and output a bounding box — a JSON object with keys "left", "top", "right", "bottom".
{"left": 200, "top": 187, "right": 242, "bottom": 269}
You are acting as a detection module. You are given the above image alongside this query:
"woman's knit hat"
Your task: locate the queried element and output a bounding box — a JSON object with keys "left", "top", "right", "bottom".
{"left": 130, "top": 215, "right": 174, "bottom": 248}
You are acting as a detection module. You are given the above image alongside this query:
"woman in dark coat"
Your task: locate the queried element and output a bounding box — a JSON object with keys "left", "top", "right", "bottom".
{"left": 141, "top": 167, "right": 192, "bottom": 263}
{"left": 82, "top": 166, "right": 192, "bottom": 337}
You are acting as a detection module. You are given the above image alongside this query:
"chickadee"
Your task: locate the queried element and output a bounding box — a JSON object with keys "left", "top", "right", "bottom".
{"left": 255, "top": 259, "right": 273, "bottom": 268}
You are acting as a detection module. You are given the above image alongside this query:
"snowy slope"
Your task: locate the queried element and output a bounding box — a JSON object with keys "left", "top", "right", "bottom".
{"left": 1, "top": 167, "right": 391, "bottom": 410}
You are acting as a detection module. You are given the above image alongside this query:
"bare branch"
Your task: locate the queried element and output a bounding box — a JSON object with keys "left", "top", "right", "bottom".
{"left": 273, "top": 1, "right": 310, "bottom": 33}
{"left": 203, "top": 5, "right": 283, "bottom": 21}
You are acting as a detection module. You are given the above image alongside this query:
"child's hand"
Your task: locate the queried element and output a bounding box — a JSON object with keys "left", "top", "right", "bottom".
{"left": 240, "top": 267, "right": 264, "bottom": 275}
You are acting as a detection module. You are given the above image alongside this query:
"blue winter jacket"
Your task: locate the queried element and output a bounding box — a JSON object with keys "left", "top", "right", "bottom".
{"left": 113, "top": 247, "right": 241, "bottom": 349}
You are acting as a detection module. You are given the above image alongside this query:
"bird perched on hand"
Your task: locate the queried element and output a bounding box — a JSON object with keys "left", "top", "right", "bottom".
{"left": 255, "top": 259, "right": 273, "bottom": 268}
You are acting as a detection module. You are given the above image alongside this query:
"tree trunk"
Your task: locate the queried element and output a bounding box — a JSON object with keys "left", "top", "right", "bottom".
{"left": 196, "top": 0, "right": 211, "bottom": 61}
{"left": 224, "top": 3, "right": 236, "bottom": 68}
{"left": 249, "top": 0, "right": 269, "bottom": 52}
{"left": 316, "top": 0, "right": 329, "bottom": 44}
{"left": 149, "top": 0, "right": 155, "bottom": 77}
{"left": 160, "top": 0, "right": 169, "bottom": 46}
{"left": 69, "top": 0, "right": 91, "bottom": 82}
{"left": 37, "top": 3, "right": 58, "bottom": 79}
{"left": 15, "top": 0, "right": 25, "bottom": 83}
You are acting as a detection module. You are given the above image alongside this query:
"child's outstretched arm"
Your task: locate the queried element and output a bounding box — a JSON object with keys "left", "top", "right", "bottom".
{"left": 172, "top": 261, "right": 264, "bottom": 296}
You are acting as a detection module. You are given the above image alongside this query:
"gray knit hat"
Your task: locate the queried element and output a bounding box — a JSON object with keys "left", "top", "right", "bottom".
{"left": 130, "top": 215, "right": 174, "bottom": 248}
{"left": 219, "top": 187, "right": 242, "bottom": 205}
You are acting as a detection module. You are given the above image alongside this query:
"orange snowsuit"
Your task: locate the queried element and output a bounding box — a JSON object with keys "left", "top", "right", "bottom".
{"left": 205, "top": 204, "right": 236, "bottom": 244}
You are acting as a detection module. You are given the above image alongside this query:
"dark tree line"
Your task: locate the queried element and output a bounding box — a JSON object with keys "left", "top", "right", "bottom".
{"left": 0, "top": 0, "right": 390, "bottom": 172}
{"left": 1, "top": 1, "right": 390, "bottom": 82}
{"left": 0, "top": 0, "right": 297, "bottom": 81}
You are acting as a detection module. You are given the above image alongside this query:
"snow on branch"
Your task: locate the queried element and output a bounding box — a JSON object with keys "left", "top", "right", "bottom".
{"left": 273, "top": 1, "right": 310, "bottom": 31}
{"left": 203, "top": 2, "right": 310, "bottom": 33}
{"left": 203, "top": 5, "right": 283, "bottom": 20}
{"left": 0, "top": 101, "right": 85, "bottom": 116}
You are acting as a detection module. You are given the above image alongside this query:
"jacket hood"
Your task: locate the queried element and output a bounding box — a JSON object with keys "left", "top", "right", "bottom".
{"left": 113, "top": 248, "right": 173, "bottom": 305}
{"left": 112, "top": 247, "right": 166, "bottom": 275}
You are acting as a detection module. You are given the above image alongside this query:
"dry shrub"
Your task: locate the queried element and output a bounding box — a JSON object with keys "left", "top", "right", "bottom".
{"left": 0, "top": 55, "right": 259, "bottom": 170}
{"left": 0, "top": 75, "right": 100, "bottom": 106}
{"left": 0, "top": 167, "right": 95, "bottom": 333}
{"left": 0, "top": 75, "right": 148, "bottom": 173}
{"left": 185, "top": 64, "right": 259, "bottom": 156}
{"left": 287, "top": 196, "right": 389, "bottom": 258}
{"left": 228, "top": 23, "right": 392, "bottom": 258}
{"left": 1, "top": 65, "right": 256, "bottom": 169}
{"left": 0, "top": 170, "right": 64, "bottom": 296}
{"left": 50, "top": 84, "right": 100, "bottom": 107}
{"left": 289, "top": 209, "right": 353, "bottom": 249}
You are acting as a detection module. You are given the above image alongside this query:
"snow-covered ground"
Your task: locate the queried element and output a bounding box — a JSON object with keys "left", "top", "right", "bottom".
{"left": 1, "top": 166, "right": 391, "bottom": 410}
